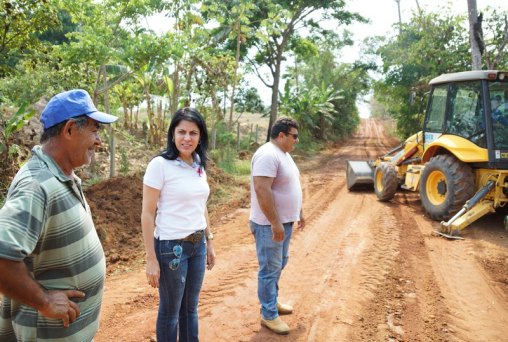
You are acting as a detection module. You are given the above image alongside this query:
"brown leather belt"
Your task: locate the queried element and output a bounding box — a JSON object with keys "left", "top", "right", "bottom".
{"left": 181, "top": 230, "right": 204, "bottom": 244}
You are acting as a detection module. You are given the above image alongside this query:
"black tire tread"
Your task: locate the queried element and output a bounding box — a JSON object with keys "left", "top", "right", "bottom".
{"left": 374, "top": 162, "right": 399, "bottom": 202}
{"left": 419, "top": 154, "right": 475, "bottom": 220}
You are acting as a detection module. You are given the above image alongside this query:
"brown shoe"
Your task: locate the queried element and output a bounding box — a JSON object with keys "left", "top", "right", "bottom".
{"left": 260, "top": 317, "right": 289, "bottom": 335}
{"left": 277, "top": 302, "right": 293, "bottom": 315}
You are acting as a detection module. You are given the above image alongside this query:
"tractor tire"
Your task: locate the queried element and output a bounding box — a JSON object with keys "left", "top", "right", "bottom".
{"left": 374, "top": 162, "right": 399, "bottom": 202}
{"left": 419, "top": 154, "right": 475, "bottom": 221}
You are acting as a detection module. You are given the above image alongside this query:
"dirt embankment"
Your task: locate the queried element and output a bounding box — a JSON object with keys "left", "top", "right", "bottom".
{"left": 91, "top": 118, "right": 508, "bottom": 342}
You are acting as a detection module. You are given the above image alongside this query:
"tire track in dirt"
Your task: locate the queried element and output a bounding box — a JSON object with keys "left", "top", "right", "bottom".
{"left": 349, "top": 193, "right": 451, "bottom": 341}
{"left": 400, "top": 196, "right": 508, "bottom": 342}
{"left": 424, "top": 232, "right": 508, "bottom": 341}
{"left": 298, "top": 190, "right": 402, "bottom": 342}
{"left": 375, "top": 184, "right": 508, "bottom": 341}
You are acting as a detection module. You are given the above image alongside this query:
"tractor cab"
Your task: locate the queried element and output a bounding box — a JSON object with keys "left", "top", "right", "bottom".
{"left": 422, "top": 70, "right": 508, "bottom": 169}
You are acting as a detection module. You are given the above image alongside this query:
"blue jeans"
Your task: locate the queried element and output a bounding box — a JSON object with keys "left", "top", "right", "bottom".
{"left": 249, "top": 221, "right": 293, "bottom": 320}
{"left": 155, "top": 236, "right": 207, "bottom": 342}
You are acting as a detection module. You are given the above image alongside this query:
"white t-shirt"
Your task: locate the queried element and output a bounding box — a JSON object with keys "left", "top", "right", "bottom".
{"left": 143, "top": 156, "right": 210, "bottom": 240}
{"left": 249, "top": 141, "right": 302, "bottom": 225}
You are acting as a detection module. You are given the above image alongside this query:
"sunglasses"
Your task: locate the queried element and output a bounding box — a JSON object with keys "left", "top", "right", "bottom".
{"left": 169, "top": 244, "right": 183, "bottom": 270}
{"left": 286, "top": 132, "right": 299, "bottom": 140}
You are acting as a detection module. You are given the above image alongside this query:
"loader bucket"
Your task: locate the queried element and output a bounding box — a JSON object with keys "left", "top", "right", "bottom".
{"left": 346, "top": 160, "right": 374, "bottom": 190}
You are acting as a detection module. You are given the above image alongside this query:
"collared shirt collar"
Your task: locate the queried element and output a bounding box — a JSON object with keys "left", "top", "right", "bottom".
{"left": 32, "top": 145, "right": 78, "bottom": 183}
{"left": 174, "top": 153, "right": 201, "bottom": 169}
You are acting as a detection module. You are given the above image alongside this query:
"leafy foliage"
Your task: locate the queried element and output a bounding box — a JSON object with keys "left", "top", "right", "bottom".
{"left": 481, "top": 7, "right": 508, "bottom": 69}
{"left": 0, "top": 0, "right": 60, "bottom": 77}
{"left": 371, "top": 6, "right": 508, "bottom": 139}
{"left": 372, "top": 10, "right": 471, "bottom": 138}
{"left": 0, "top": 104, "right": 35, "bottom": 198}
{"left": 235, "top": 87, "right": 265, "bottom": 113}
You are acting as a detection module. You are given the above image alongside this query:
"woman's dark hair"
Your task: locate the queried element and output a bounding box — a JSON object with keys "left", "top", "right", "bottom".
{"left": 160, "top": 107, "right": 209, "bottom": 169}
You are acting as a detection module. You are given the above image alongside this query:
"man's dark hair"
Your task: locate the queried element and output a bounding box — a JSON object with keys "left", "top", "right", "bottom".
{"left": 40, "top": 115, "right": 89, "bottom": 143}
{"left": 160, "top": 107, "right": 209, "bottom": 169}
{"left": 270, "top": 118, "right": 299, "bottom": 139}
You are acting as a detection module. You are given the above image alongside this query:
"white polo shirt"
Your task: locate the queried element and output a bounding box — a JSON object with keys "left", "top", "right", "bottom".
{"left": 143, "top": 156, "right": 210, "bottom": 240}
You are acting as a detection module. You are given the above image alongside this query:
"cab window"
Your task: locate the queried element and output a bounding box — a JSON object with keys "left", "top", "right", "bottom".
{"left": 424, "top": 85, "right": 447, "bottom": 132}
{"left": 446, "top": 81, "right": 486, "bottom": 147}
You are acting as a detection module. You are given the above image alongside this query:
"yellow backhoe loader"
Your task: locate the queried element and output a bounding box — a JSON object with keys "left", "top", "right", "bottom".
{"left": 347, "top": 70, "right": 508, "bottom": 238}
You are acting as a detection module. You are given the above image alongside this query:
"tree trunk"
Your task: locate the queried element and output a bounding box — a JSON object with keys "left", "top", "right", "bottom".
{"left": 135, "top": 107, "right": 139, "bottom": 130}
{"left": 228, "top": 20, "right": 242, "bottom": 131}
{"left": 395, "top": 0, "right": 402, "bottom": 35}
{"left": 121, "top": 98, "right": 129, "bottom": 129}
{"left": 267, "top": 50, "right": 283, "bottom": 142}
{"left": 145, "top": 89, "right": 154, "bottom": 144}
{"left": 183, "top": 62, "right": 196, "bottom": 107}
{"left": 171, "top": 64, "right": 180, "bottom": 115}
{"left": 467, "top": 0, "right": 483, "bottom": 70}
{"left": 104, "top": 85, "right": 115, "bottom": 178}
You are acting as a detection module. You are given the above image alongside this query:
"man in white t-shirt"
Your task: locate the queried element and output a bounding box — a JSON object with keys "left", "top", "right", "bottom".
{"left": 249, "top": 118, "right": 306, "bottom": 335}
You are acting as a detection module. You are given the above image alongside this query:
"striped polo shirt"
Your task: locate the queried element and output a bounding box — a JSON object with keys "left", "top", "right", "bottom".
{"left": 0, "top": 146, "right": 105, "bottom": 342}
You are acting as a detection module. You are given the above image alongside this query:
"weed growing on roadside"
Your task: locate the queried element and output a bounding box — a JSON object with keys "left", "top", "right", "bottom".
{"left": 219, "top": 159, "right": 250, "bottom": 176}
{"left": 83, "top": 176, "right": 104, "bottom": 188}
{"left": 119, "top": 147, "right": 130, "bottom": 175}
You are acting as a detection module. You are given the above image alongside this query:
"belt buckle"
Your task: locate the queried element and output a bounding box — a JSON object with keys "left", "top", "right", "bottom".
{"left": 184, "top": 230, "right": 203, "bottom": 244}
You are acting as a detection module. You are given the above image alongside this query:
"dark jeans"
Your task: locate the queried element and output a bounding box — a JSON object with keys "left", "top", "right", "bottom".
{"left": 155, "top": 236, "right": 206, "bottom": 342}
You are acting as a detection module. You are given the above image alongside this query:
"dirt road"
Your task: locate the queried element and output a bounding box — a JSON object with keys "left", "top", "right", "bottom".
{"left": 95, "top": 118, "right": 508, "bottom": 341}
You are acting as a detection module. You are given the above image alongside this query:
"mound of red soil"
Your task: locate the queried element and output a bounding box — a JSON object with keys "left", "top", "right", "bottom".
{"left": 85, "top": 174, "right": 144, "bottom": 273}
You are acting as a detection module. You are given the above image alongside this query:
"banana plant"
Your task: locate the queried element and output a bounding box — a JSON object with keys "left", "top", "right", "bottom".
{"left": 279, "top": 81, "right": 343, "bottom": 140}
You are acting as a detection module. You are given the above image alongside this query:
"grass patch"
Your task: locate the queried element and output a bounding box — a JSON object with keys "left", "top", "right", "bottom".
{"left": 218, "top": 158, "right": 251, "bottom": 176}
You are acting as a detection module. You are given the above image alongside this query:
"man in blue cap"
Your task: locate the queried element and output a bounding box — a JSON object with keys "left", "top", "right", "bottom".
{"left": 0, "top": 89, "right": 117, "bottom": 341}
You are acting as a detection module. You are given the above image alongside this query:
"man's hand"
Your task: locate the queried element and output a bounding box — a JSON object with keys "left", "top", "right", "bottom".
{"left": 297, "top": 215, "right": 306, "bottom": 230}
{"left": 39, "top": 290, "right": 85, "bottom": 327}
{"left": 272, "top": 222, "right": 285, "bottom": 242}
{"left": 0, "top": 259, "right": 84, "bottom": 327}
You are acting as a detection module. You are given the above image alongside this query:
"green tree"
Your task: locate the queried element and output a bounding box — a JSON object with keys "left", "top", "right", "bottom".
{"left": 202, "top": 0, "right": 258, "bottom": 130}
{"left": 235, "top": 87, "right": 265, "bottom": 113}
{"left": 482, "top": 7, "right": 508, "bottom": 69}
{"left": 290, "top": 38, "right": 372, "bottom": 139}
{"left": 279, "top": 80, "right": 342, "bottom": 140}
{"left": 246, "top": 0, "right": 364, "bottom": 141}
{"left": 0, "top": 0, "right": 59, "bottom": 77}
{"left": 372, "top": 9, "right": 470, "bottom": 138}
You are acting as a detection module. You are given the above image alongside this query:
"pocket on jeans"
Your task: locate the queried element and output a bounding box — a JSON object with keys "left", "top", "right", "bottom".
{"left": 249, "top": 221, "right": 256, "bottom": 234}
{"left": 159, "top": 240, "right": 179, "bottom": 256}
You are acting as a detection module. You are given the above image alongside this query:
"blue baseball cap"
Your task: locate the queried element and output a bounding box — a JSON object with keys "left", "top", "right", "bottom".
{"left": 40, "top": 89, "right": 118, "bottom": 129}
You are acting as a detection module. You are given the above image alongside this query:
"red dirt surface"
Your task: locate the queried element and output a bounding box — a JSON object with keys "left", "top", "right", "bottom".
{"left": 88, "top": 118, "right": 508, "bottom": 341}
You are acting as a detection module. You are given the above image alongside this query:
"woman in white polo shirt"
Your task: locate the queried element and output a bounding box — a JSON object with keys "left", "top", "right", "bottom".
{"left": 141, "top": 107, "right": 216, "bottom": 342}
